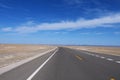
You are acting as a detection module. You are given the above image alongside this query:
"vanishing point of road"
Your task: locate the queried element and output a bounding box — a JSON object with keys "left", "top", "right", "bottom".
{"left": 0, "top": 47, "right": 120, "bottom": 80}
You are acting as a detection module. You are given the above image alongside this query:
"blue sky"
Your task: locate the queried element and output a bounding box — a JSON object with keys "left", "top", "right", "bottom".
{"left": 0, "top": 0, "right": 120, "bottom": 45}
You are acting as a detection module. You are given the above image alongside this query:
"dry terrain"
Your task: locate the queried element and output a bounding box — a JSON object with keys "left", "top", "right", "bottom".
{"left": 66, "top": 46, "right": 120, "bottom": 56}
{"left": 1, "top": 45, "right": 120, "bottom": 68}
{"left": 0, "top": 44, "right": 55, "bottom": 68}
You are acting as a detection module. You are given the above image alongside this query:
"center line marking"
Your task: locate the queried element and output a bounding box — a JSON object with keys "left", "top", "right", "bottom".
{"left": 100, "top": 56, "right": 105, "bottom": 59}
{"left": 115, "top": 61, "right": 120, "bottom": 64}
{"left": 84, "top": 52, "right": 120, "bottom": 64}
{"left": 107, "top": 58, "right": 114, "bottom": 61}
{"left": 75, "top": 55, "right": 83, "bottom": 61}
{"left": 26, "top": 49, "right": 58, "bottom": 80}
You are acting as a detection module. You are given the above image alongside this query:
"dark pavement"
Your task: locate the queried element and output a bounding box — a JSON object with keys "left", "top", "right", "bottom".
{"left": 0, "top": 47, "right": 120, "bottom": 80}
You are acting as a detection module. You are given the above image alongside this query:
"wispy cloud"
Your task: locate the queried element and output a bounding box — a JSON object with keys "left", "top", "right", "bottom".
{"left": 80, "top": 32, "right": 90, "bottom": 35}
{"left": 1, "top": 13, "right": 120, "bottom": 33}
{"left": 79, "top": 32, "right": 104, "bottom": 35}
{"left": 0, "top": 3, "right": 12, "bottom": 9}
{"left": 83, "top": 8, "right": 112, "bottom": 16}
{"left": 94, "top": 32, "right": 104, "bottom": 35}
{"left": 2, "top": 27, "right": 12, "bottom": 32}
{"left": 114, "top": 32, "right": 120, "bottom": 35}
{"left": 54, "top": 31, "right": 68, "bottom": 34}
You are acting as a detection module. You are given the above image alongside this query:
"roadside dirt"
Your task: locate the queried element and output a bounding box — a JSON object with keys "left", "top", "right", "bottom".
{"left": 66, "top": 46, "right": 120, "bottom": 56}
{"left": 0, "top": 44, "right": 55, "bottom": 68}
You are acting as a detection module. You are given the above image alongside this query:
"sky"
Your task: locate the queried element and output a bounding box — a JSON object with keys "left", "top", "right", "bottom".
{"left": 0, "top": 0, "right": 120, "bottom": 45}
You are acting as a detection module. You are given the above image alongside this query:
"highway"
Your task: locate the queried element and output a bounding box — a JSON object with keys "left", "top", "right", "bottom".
{"left": 0, "top": 47, "right": 120, "bottom": 80}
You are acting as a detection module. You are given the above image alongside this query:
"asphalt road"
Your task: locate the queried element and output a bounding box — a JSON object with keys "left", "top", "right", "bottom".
{"left": 0, "top": 47, "right": 120, "bottom": 80}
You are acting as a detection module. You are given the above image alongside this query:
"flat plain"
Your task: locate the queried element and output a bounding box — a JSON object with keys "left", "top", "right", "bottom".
{"left": 65, "top": 46, "right": 120, "bottom": 56}
{"left": 1, "top": 44, "right": 120, "bottom": 68}
{"left": 0, "top": 44, "right": 55, "bottom": 68}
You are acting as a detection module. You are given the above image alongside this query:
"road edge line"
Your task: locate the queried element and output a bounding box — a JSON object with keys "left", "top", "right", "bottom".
{"left": 0, "top": 47, "right": 57, "bottom": 75}
{"left": 26, "top": 48, "right": 58, "bottom": 80}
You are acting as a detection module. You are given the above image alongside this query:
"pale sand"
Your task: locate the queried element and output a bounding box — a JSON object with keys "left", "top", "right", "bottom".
{"left": 65, "top": 46, "right": 120, "bottom": 56}
{"left": 0, "top": 44, "right": 55, "bottom": 68}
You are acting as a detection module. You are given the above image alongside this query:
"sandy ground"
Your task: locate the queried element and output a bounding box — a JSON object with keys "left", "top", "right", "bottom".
{"left": 1, "top": 44, "right": 120, "bottom": 68}
{"left": 0, "top": 44, "right": 55, "bottom": 68}
{"left": 65, "top": 46, "right": 120, "bottom": 56}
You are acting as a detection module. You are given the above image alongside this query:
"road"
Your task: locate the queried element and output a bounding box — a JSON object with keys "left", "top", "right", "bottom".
{"left": 0, "top": 47, "right": 120, "bottom": 80}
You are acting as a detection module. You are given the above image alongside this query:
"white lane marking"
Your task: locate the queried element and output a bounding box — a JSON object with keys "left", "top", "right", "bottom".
{"left": 85, "top": 52, "right": 120, "bottom": 64}
{"left": 106, "top": 58, "right": 114, "bottom": 61}
{"left": 26, "top": 49, "right": 58, "bottom": 80}
{"left": 0, "top": 47, "right": 57, "bottom": 75}
{"left": 100, "top": 56, "right": 105, "bottom": 59}
{"left": 115, "top": 61, "right": 120, "bottom": 64}
{"left": 95, "top": 55, "right": 100, "bottom": 57}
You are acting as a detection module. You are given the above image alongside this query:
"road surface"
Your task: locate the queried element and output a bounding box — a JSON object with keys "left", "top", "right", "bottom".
{"left": 0, "top": 47, "right": 120, "bottom": 80}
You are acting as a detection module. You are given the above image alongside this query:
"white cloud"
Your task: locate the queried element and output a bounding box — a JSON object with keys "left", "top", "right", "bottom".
{"left": 80, "top": 32, "right": 90, "bottom": 35}
{"left": 1, "top": 13, "right": 120, "bottom": 33}
{"left": 2, "top": 27, "right": 12, "bottom": 32}
{"left": 24, "top": 20, "right": 35, "bottom": 26}
{"left": 94, "top": 32, "right": 104, "bottom": 35}
{"left": 114, "top": 32, "right": 120, "bottom": 35}
{"left": 54, "top": 31, "right": 68, "bottom": 34}
{"left": 79, "top": 32, "right": 104, "bottom": 35}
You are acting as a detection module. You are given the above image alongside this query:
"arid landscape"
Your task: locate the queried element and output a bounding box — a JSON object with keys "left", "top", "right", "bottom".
{"left": 0, "top": 44, "right": 120, "bottom": 68}
{"left": 0, "top": 44, "right": 55, "bottom": 68}
{"left": 0, "top": 44, "right": 120, "bottom": 80}
{"left": 66, "top": 46, "right": 120, "bottom": 56}
{"left": 0, "top": 0, "right": 120, "bottom": 79}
